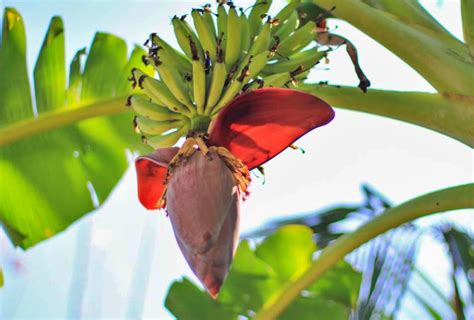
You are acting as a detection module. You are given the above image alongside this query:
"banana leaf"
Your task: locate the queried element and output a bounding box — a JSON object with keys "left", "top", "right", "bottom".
{"left": 0, "top": 8, "right": 152, "bottom": 248}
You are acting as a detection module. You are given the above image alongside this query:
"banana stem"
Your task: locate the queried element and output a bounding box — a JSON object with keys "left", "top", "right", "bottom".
{"left": 300, "top": 84, "right": 474, "bottom": 148}
{"left": 254, "top": 183, "right": 474, "bottom": 320}
{"left": 311, "top": 0, "right": 474, "bottom": 95}
{"left": 0, "top": 96, "right": 128, "bottom": 147}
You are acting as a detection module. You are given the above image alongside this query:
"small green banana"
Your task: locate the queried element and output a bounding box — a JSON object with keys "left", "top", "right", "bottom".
{"left": 180, "top": 16, "right": 204, "bottom": 59}
{"left": 271, "top": 0, "right": 301, "bottom": 35}
{"left": 261, "top": 72, "right": 292, "bottom": 87}
{"left": 211, "top": 53, "right": 262, "bottom": 115}
{"left": 150, "top": 33, "right": 192, "bottom": 74}
{"left": 240, "top": 10, "right": 251, "bottom": 55}
{"left": 276, "top": 21, "right": 317, "bottom": 58}
{"left": 205, "top": 45, "right": 227, "bottom": 113}
{"left": 147, "top": 55, "right": 195, "bottom": 112}
{"left": 145, "top": 125, "right": 189, "bottom": 149}
{"left": 192, "top": 9, "right": 217, "bottom": 62}
{"left": 217, "top": 4, "right": 228, "bottom": 53}
{"left": 202, "top": 4, "right": 217, "bottom": 39}
{"left": 172, "top": 16, "right": 203, "bottom": 61}
{"left": 246, "top": 50, "right": 271, "bottom": 84}
{"left": 225, "top": 5, "right": 242, "bottom": 69}
{"left": 248, "top": 0, "right": 272, "bottom": 41}
{"left": 262, "top": 47, "right": 324, "bottom": 74}
{"left": 273, "top": 11, "right": 298, "bottom": 41}
{"left": 262, "top": 66, "right": 308, "bottom": 87}
{"left": 133, "top": 69, "right": 191, "bottom": 117}
{"left": 172, "top": 16, "right": 194, "bottom": 59}
{"left": 189, "top": 37, "right": 207, "bottom": 114}
{"left": 136, "top": 116, "right": 184, "bottom": 135}
{"left": 127, "top": 95, "right": 184, "bottom": 121}
{"left": 248, "top": 21, "right": 271, "bottom": 56}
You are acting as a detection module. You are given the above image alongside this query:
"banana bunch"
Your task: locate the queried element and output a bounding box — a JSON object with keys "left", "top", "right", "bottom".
{"left": 128, "top": 0, "right": 326, "bottom": 148}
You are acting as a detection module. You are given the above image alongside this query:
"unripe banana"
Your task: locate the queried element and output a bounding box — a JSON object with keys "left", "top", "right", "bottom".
{"left": 277, "top": 21, "right": 317, "bottom": 58}
{"left": 217, "top": 4, "right": 228, "bottom": 53}
{"left": 273, "top": 11, "right": 298, "bottom": 41}
{"left": 172, "top": 16, "right": 194, "bottom": 59}
{"left": 248, "top": 21, "right": 271, "bottom": 56}
{"left": 202, "top": 5, "right": 217, "bottom": 39}
{"left": 262, "top": 72, "right": 293, "bottom": 87}
{"left": 172, "top": 16, "right": 203, "bottom": 61}
{"left": 136, "top": 116, "right": 184, "bottom": 135}
{"left": 271, "top": 0, "right": 301, "bottom": 35}
{"left": 262, "top": 47, "right": 324, "bottom": 74}
{"left": 211, "top": 78, "right": 243, "bottom": 116}
{"left": 204, "top": 37, "right": 226, "bottom": 113}
{"left": 211, "top": 52, "right": 264, "bottom": 115}
{"left": 147, "top": 56, "right": 195, "bottom": 112}
{"left": 225, "top": 6, "right": 242, "bottom": 68}
{"left": 180, "top": 16, "right": 204, "bottom": 59}
{"left": 145, "top": 125, "right": 189, "bottom": 149}
{"left": 189, "top": 38, "right": 207, "bottom": 114}
{"left": 262, "top": 66, "right": 309, "bottom": 87}
{"left": 205, "top": 61, "right": 227, "bottom": 113}
{"left": 133, "top": 69, "right": 191, "bottom": 117}
{"left": 150, "top": 33, "right": 192, "bottom": 74}
{"left": 248, "top": 0, "right": 272, "bottom": 40}
{"left": 192, "top": 9, "right": 217, "bottom": 62}
{"left": 127, "top": 95, "right": 184, "bottom": 121}
{"left": 246, "top": 50, "right": 271, "bottom": 84}
{"left": 240, "top": 10, "right": 251, "bottom": 55}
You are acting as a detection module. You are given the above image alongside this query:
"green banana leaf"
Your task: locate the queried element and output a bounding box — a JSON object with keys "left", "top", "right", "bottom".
{"left": 0, "top": 8, "right": 152, "bottom": 248}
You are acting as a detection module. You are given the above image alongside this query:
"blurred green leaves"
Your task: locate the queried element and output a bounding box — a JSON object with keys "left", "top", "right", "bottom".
{"left": 0, "top": 8, "right": 152, "bottom": 248}
{"left": 165, "top": 225, "right": 361, "bottom": 319}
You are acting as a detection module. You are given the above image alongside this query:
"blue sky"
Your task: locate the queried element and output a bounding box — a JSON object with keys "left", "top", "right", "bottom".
{"left": 0, "top": 1, "right": 472, "bottom": 319}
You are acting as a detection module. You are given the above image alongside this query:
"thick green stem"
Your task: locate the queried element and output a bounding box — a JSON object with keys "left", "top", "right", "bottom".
{"left": 311, "top": 0, "right": 474, "bottom": 95}
{"left": 190, "top": 115, "right": 211, "bottom": 133}
{"left": 301, "top": 85, "right": 474, "bottom": 148}
{"left": 0, "top": 96, "right": 128, "bottom": 147}
{"left": 461, "top": 0, "right": 474, "bottom": 57}
{"left": 254, "top": 183, "right": 474, "bottom": 320}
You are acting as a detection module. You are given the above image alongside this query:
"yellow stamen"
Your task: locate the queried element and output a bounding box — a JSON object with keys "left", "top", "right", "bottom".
{"left": 156, "top": 134, "right": 251, "bottom": 208}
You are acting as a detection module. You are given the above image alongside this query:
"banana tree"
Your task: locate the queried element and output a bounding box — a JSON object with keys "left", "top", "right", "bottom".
{"left": 0, "top": 8, "right": 153, "bottom": 248}
{"left": 0, "top": 0, "right": 473, "bottom": 317}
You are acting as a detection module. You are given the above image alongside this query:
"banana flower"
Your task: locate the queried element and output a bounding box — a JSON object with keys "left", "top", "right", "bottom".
{"left": 135, "top": 87, "right": 334, "bottom": 297}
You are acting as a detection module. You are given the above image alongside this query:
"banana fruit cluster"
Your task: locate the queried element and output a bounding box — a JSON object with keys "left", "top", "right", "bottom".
{"left": 128, "top": 0, "right": 326, "bottom": 149}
